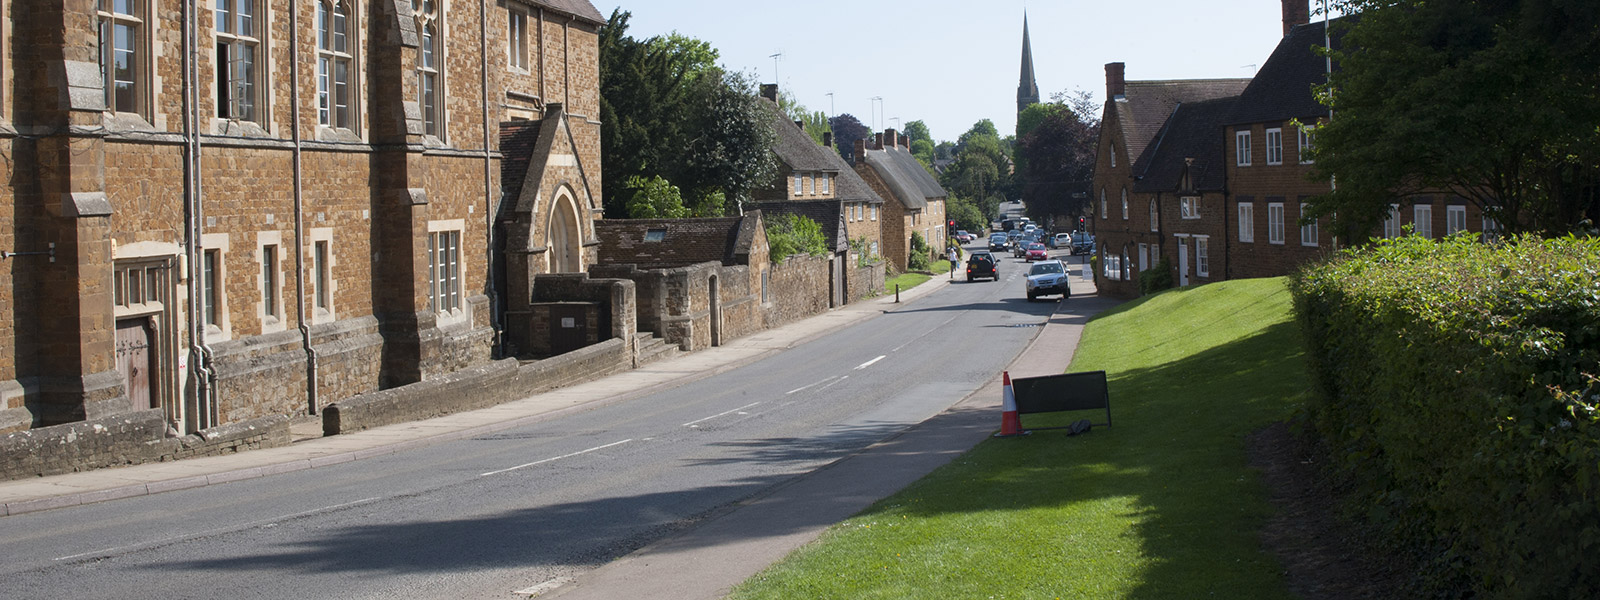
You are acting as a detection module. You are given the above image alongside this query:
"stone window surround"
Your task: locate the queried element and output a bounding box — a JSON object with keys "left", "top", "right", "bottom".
{"left": 214, "top": 0, "right": 266, "bottom": 125}
{"left": 200, "top": 232, "right": 233, "bottom": 342}
{"left": 428, "top": 218, "right": 469, "bottom": 328}
{"left": 315, "top": 0, "right": 362, "bottom": 138}
{"left": 1300, "top": 202, "right": 1319, "bottom": 247}
{"left": 1238, "top": 202, "right": 1254, "bottom": 243}
{"left": 416, "top": 0, "right": 446, "bottom": 142}
{"left": 257, "top": 230, "right": 287, "bottom": 334}
{"left": 1265, "top": 127, "right": 1283, "bottom": 165}
{"left": 98, "top": 0, "right": 157, "bottom": 122}
{"left": 1267, "top": 202, "right": 1285, "bottom": 245}
{"left": 309, "top": 227, "right": 337, "bottom": 325}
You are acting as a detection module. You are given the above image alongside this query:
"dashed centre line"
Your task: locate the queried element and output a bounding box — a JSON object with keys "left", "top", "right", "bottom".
{"left": 681, "top": 402, "right": 762, "bottom": 428}
{"left": 479, "top": 439, "right": 634, "bottom": 477}
{"left": 855, "top": 355, "right": 886, "bottom": 370}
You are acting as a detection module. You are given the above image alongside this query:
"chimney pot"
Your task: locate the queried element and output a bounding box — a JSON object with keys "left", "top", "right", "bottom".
{"left": 1105, "top": 63, "right": 1126, "bottom": 99}
{"left": 1282, "top": 0, "right": 1310, "bottom": 36}
{"left": 823, "top": 132, "right": 834, "bottom": 148}
{"left": 854, "top": 138, "right": 867, "bottom": 162}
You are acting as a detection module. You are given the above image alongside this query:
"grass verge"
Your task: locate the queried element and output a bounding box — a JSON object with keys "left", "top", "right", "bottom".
{"left": 729, "top": 277, "right": 1307, "bottom": 599}
{"left": 883, "top": 271, "right": 932, "bottom": 293}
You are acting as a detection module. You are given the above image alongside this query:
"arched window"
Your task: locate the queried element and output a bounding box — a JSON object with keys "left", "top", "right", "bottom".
{"left": 415, "top": 0, "right": 442, "bottom": 138}
{"left": 1149, "top": 198, "right": 1158, "bottom": 232}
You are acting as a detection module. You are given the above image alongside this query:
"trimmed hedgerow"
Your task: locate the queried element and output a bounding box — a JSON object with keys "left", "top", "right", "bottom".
{"left": 1290, "top": 233, "right": 1600, "bottom": 599}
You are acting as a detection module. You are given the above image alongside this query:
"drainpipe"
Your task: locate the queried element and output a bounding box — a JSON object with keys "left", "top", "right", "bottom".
{"left": 180, "top": 0, "right": 218, "bottom": 432}
{"left": 481, "top": 0, "right": 503, "bottom": 356}
{"left": 290, "top": 0, "right": 320, "bottom": 414}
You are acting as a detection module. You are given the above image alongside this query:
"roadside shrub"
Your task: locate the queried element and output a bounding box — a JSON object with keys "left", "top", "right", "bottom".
{"left": 766, "top": 213, "right": 828, "bottom": 262}
{"left": 908, "top": 232, "right": 931, "bottom": 271}
{"left": 1138, "top": 257, "right": 1173, "bottom": 295}
{"left": 1290, "top": 233, "right": 1600, "bottom": 599}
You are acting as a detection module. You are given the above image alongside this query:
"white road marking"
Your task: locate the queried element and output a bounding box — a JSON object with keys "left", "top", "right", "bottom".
{"left": 786, "top": 376, "right": 840, "bottom": 395}
{"left": 514, "top": 577, "right": 573, "bottom": 596}
{"left": 54, "top": 496, "right": 384, "bottom": 561}
{"left": 479, "top": 439, "right": 634, "bottom": 477}
{"left": 818, "top": 375, "right": 849, "bottom": 390}
{"left": 855, "top": 355, "right": 886, "bottom": 370}
{"left": 891, "top": 314, "right": 962, "bottom": 353}
{"left": 681, "top": 402, "right": 762, "bottom": 428}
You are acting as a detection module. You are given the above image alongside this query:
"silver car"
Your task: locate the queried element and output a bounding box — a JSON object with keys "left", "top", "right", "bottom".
{"left": 1024, "top": 260, "right": 1071, "bottom": 301}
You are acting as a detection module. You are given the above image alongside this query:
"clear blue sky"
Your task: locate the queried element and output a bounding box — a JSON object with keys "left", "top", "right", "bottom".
{"left": 610, "top": 1, "right": 1331, "bottom": 143}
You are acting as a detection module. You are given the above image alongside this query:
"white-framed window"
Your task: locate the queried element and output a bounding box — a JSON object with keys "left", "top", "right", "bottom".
{"left": 1195, "top": 236, "right": 1210, "bottom": 277}
{"left": 428, "top": 225, "right": 463, "bottom": 316}
{"left": 1414, "top": 204, "right": 1433, "bottom": 238}
{"left": 215, "top": 0, "right": 261, "bottom": 122}
{"left": 1447, "top": 205, "right": 1467, "bottom": 235}
{"left": 1298, "top": 124, "right": 1315, "bottom": 164}
{"left": 1149, "top": 198, "right": 1159, "bottom": 231}
{"left": 871, "top": 205, "right": 877, "bottom": 221}
{"left": 1238, "top": 202, "right": 1254, "bottom": 242}
{"left": 1180, "top": 196, "right": 1200, "bottom": 219}
{"left": 200, "top": 233, "right": 232, "bottom": 341}
{"left": 1265, "top": 127, "right": 1283, "bottom": 165}
{"left": 794, "top": 172, "right": 803, "bottom": 196}
{"left": 507, "top": 5, "right": 528, "bottom": 70}
{"left": 309, "top": 227, "right": 336, "bottom": 324}
{"left": 820, "top": 173, "right": 831, "bottom": 195}
{"left": 1268, "top": 202, "right": 1285, "bottom": 244}
{"left": 1121, "top": 188, "right": 1129, "bottom": 220}
{"left": 98, "top": 0, "right": 150, "bottom": 117}
{"left": 1384, "top": 204, "right": 1402, "bottom": 238}
{"left": 1100, "top": 188, "right": 1107, "bottom": 218}
{"left": 257, "top": 231, "right": 285, "bottom": 332}
{"left": 1235, "top": 129, "right": 1252, "bottom": 166}
{"left": 416, "top": 0, "right": 443, "bottom": 139}
{"left": 317, "top": 0, "right": 354, "bottom": 130}
{"left": 1482, "top": 214, "right": 1501, "bottom": 241}
{"left": 1300, "top": 202, "right": 1318, "bottom": 246}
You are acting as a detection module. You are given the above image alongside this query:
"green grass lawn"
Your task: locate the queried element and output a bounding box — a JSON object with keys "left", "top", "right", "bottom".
{"left": 884, "top": 271, "right": 933, "bottom": 293}
{"left": 730, "top": 278, "right": 1308, "bottom": 599}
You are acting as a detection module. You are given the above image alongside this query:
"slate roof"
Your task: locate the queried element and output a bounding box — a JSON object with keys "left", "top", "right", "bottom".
{"left": 1131, "top": 96, "right": 1241, "bottom": 194}
{"left": 752, "top": 200, "right": 848, "bottom": 253}
{"left": 1112, "top": 78, "right": 1251, "bottom": 167}
{"left": 1227, "top": 19, "right": 1346, "bottom": 126}
{"left": 499, "top": 119, "right": 544, "bottom": 206}
{"left": 594, "top": 216, "right": 748, "bottom": 268}
{"left": 520, "top": 0, "right": 605, "bottom": 25}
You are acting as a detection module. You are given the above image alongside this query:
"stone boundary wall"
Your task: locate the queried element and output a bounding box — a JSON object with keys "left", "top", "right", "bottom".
{"left": 763, "top": 254, "right": 831, "bottom": 329}
{"left": 0, "top": 410, "right": 291, "bottom": 481}
{"left": 849, "top": 260, "right": 886, "bottom": 302}
{"left": 322, "top": 338, "right": 630, "bottom": 435}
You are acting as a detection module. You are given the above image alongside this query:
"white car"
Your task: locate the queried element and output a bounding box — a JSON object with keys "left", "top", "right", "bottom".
{"left": 1024, "top": 260, "right": 1071, "bottom": 301}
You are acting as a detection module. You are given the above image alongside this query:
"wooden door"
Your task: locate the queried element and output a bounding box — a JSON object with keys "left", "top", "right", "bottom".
{"left": 549, "top": 305, "right": 588, "bottom": 356}
{"left": 116, "top": 318, "right": 156, "bottom": 411}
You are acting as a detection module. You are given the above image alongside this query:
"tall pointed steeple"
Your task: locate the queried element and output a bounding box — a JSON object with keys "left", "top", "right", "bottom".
{"left": 1018, "top": 12, "right": 1041, "bottom": 116}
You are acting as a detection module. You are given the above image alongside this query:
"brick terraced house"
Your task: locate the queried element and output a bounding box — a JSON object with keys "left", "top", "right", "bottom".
{"left": 0, "top": 0, "right": 605, "bottom": 440}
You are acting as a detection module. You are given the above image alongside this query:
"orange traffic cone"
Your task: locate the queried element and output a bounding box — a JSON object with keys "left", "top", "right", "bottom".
{"left": 995, "top": 371, "right": 1027, "bottom": 437}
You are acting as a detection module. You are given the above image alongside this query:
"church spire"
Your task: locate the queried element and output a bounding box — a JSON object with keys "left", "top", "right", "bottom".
{"left": 1018, "top": 12, "right": 1040, "bottom": 116}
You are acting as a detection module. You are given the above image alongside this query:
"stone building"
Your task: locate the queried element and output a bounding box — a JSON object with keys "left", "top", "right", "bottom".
{"left": 0, "top": 0, "right": 605, "bottom": 436}
{"left": 853, "top": 131, "right": 948, "bottom": 272}
{"left": 750, "top": 86, "right": 885, "bottom": 306}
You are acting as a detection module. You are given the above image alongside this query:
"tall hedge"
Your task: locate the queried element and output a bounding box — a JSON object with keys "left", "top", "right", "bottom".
{"left": 1290, "top": 234, "right": 1600, "bottom": 598}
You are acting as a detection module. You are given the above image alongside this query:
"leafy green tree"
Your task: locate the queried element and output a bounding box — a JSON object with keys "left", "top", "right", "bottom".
{"left": 1018, "top": 99, "right": 1099, "bottom": 226}
{"left": 908, "top": 232, "right": 931, "bottom": 271}
{"left": 778, "top": 92, "right": 832, "bottom": 146}
{"left": 766, "top": 213, "right": 829, "bottom": 262}
{"left": 910, "top": 139, "right": 936, "bottom": 169}
{"left": 1312, "top": 0, "right": 1600, "bottom": 236}
{"left": 677, "top": 68, "right": 779, "bottom": 213}
{"left": 903, "top": 120, "right": 932, "bottom": 144}
{"left": 945, "top": 195, "right": 987, "bottom": 233}
{"left": 623, "top": 175, "right": 691, "bottom": 219}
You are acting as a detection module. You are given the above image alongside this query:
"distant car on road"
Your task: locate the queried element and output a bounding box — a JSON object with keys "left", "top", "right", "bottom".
{"left": 966, "top": 251, "right": 999, "bottom": 281}
{"left": 988, "top": 233, "right": 1009, "bottom": 251}
{"left": 1071, "top": 232, "right": 1095, "bottom": 255}
{"left": 1051, "top": 233, "right": 1072, "bottom": 249}
{"left": 1025, "top": 260, "right": 1071, "bottom": 301}
{"left": 1025, "top": 242, "right": 1049, "bottom": 262}
{"left": 1013, "top": 238, "right": 1030, "bottom": 257}
{"left": 955, "top": 230, "right": 974, "bottom": 244}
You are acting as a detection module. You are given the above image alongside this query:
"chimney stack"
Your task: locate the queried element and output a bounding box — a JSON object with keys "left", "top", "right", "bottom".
{"left": 760, "top": 83, "right": 778, "bottom": 102}
{"left": 854, "top": 138, "right": 867, "bottom": 163}
{"left": 874, "top": 133, "right": 884, "bottom": 150}
{"left": 1282, "top": 0, "right": 1310, "bottom": 36}
{"left": 795, "top": 120, "right": 805, "bottom": 130}
{"left": 884, "top": 129, "right": 899, "bottom": 151}
{"left": 1105, "top": 63, "right": 1126, "bottom": 100}
{"left": 900, "top": 135, "right": 910, "bottom": 149}
{"left": 823, "top": 132, "right": 833, "bottom": 148}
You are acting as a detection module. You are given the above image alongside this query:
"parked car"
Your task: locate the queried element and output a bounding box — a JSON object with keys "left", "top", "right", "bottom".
{"left": 1071, "top": 232, "right": 1095, "bottom": 255}
{"left": 988, "top": 233, "right": 1010, "bottom": 251}
{"left": 1024, "top": 260, "right": 1071, "bottom": 301}
{"left": 955, "top": 230, "right": 974, "bottom": 244}
{"left": 1025, "top": 242, "right": 1049, "bottom": 261}
{"left": 1051, "top": 233, "right": 1072, "bottom": 249}
{"left": 966, "top": 251, "right": 999, "bottom": 281}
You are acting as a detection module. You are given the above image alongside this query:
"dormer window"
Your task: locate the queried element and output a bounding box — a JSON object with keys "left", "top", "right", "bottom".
{"left": 644, "top": 228, "right": 666, "bottom": 243}
{"left": 1180, "top": 197, "right": 1200, "bottom": 219}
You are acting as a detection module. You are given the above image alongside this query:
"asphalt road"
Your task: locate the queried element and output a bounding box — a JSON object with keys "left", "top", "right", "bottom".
{"left": 0, "top": 246, "right": 1064, "bottom": 600}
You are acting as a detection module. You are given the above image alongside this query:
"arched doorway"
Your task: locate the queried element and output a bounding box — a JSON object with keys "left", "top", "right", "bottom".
{"left": 547, "top": 189, "right": 582, "bottom": 273}
{"left": 708, "top": 274, "right": 722, "bottom": 347}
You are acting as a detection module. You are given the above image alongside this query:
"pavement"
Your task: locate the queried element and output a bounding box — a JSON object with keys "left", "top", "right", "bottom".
{"left": 0, "top": 251, "right": 1114, "bottom": 600}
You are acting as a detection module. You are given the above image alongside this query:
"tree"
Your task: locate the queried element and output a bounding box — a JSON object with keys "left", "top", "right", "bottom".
{"left": 940, "top": 119, "right": 1014, "bottom": 203}
{"left": 676, "top": 68, "right": 779, "bottom": 214}
{"left": 765, "top": 213, "right": 828, "bottom": 262}
{"left": 903, "top": 120, "right": 932, "bottom": 144}
{"left": 778, "top": 92, "right": 832, "bottom": 146}
{"left": 623, "top": 175, "right": 690, "bottom": 219}
{"left": 1312, "top": 0, "right": 1600, "bottom": 236}
{"left": 945, "top": 195, "right": 987, "bottom": 233}
{"left": 828, "top": 114, "right": 871, "bottom": 162}
{"left": 1017, "top": 99, "right": 1100, "bottom": 227}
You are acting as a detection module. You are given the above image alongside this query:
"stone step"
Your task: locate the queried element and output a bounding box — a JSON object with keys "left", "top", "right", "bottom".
{"left": 635, "top": 332, "right": 679, "bottom": 366}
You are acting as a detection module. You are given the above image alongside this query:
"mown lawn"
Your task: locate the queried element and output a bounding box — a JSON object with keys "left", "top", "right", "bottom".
{"left": 884, "top": 271, "right": 933, "bottom": 293}
{"left": 729, "top": 278, "right": 1308, "bottom": 599}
